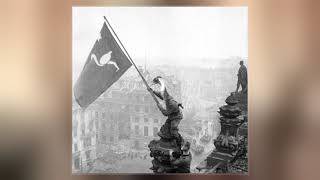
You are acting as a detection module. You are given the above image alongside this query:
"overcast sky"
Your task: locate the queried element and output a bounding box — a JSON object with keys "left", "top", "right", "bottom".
{"left": 73, "top": 7, "right": 247, "bottom": 81}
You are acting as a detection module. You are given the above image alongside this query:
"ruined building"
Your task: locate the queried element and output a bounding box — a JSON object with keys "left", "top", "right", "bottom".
{"left": 72, "top": 68, "right": 181, "bottom": 172}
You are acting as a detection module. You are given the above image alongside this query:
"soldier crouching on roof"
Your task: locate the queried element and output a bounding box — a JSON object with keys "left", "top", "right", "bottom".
{"left": 155, "top": 141, "right": 192, "bottom": 173}
{"left": 148, "top": 76, "right": 184, "bottom": 148}
{"left": 170, "top": 141, "right": 192, "bottom": 173}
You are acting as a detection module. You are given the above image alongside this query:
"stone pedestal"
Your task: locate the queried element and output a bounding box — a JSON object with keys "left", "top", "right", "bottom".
{"left": 198, "top": 92, "right": 247, "bottom": 173}
{"left": 148, "top": 111, "right": 185, "bottom": 173}
{"left": 148, "top": 137, "right": 182, "bottom": 173}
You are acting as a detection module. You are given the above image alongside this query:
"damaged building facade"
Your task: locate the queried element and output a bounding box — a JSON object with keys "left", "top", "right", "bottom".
{"left": 72, "top": 68, "right": 182, "bottom": 172}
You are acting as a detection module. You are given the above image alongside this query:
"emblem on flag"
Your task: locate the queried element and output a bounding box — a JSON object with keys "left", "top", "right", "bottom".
{"left": 91, "top": 51, "right": 120, "bottom": 71}
{"left": 74, "top": 21, "right": 132, "bottom": 108}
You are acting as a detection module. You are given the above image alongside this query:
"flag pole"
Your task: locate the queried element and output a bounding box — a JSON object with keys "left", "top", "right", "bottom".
{"left": 103, "top": 16, "right": 160, "bottom": 105}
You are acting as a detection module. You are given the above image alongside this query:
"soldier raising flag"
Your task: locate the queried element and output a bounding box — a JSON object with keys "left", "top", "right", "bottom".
{"left": 148, "top": 76, "right": 184, "bottom": 148}
{"left": 74, "top": 16, "right": 188, "bottom": 173}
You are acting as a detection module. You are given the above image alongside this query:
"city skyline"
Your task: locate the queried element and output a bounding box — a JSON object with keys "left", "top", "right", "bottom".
{"left": 73, "top": 7, "right": 248, "bottom": 84}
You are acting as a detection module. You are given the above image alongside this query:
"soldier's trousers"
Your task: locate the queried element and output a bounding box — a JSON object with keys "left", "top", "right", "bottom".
{"left": 170, "top": 118, "right": 183, "bottom": 147}
{"left": 240, "top": 80, "right": 247, "bottom": 92}
{"left": 170, "top": 118, "right": 181, "bottom": 137}
{"left": 159, "top": 118, "right": 183, "bottom": 146}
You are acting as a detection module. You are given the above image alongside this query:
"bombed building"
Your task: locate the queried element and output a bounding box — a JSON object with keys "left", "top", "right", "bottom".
{"left": 72, "top": 68, "right": 182, "bottom": 172}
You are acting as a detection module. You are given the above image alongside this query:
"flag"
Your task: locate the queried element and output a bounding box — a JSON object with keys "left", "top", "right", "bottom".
{"left": 74, "top": 22, "right": 132, "bottom": 108}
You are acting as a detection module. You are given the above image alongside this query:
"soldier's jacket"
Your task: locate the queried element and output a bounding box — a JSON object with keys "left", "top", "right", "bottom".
{"left": 153, "top": 89, "right": 183, "bottom": 121}
{"left": 171, "top": 153, "right": 192, "bottom": 173}
{"left": 238, "top": 65, "right": 247, "bottom": 83}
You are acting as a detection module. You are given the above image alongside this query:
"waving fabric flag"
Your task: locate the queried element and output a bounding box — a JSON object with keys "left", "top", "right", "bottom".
{"left": 74, "top": 22, "right": 132, "bottom": 108}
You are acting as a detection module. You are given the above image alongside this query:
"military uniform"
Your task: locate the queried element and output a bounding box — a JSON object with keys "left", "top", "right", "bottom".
{"left": 171, "top": 152, "right": 192, "bottom": 173}
{"left": 237, "top": 65, "right": 247, "bottom": 92}
{"left": 153, "top": 88, "right": 184, "bottom": 147}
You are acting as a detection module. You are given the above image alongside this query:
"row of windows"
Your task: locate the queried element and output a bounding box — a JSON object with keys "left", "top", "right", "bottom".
{"left": 135, "top": 125, "right": 158, "bottom": 137}
{"left": 109, "top": 92, "right": 152, "bottom": 102}
{"left": 74, "top": 105, "right": 158, "bottom": 122}
{"left": 134, "top": 117, "right": 159, "bottom": 123}
{"left": 100, "top": 135, "right": 114, "bottom": 143}
{"left": 134, "top": 105, "right": 151, "bottom": 113}
{"left": 73, "top": 110, "right": 103, "bottom": 120}
{"left": 74, "top": 114, "right": 160, "bottom": 139}
{"left": 74, "top": 117, "right": 159, "bottom": 138}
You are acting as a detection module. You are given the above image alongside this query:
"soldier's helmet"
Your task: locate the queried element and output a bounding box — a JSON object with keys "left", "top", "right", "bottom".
{"left": 152, "top": 76, "right": 162, "bottom": 84}
{"left": 152, "top": 76, "right": 171, "bottom": 100}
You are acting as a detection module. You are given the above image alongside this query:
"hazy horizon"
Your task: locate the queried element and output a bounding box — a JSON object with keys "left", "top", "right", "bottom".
{"left": 73, "top": 7, "right": 248, "bottom": 84}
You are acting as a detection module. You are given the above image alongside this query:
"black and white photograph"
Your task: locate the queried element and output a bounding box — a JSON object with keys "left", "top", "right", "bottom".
{"left": 72, "top": 7, "right": 248, "bottom": 174}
